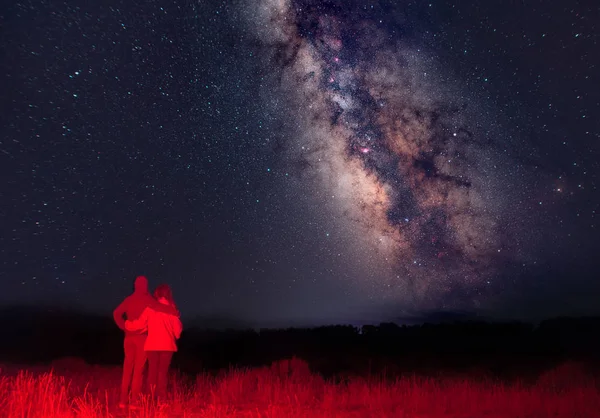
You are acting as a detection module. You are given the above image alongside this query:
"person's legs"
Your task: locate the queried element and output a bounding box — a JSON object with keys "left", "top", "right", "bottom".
{"left": 119, "top": 337, "right": 136, "bottom": 405}
{"left": 156, "top": 351, "right": 173, "bottom": 399}
{"left": 146, "top": 351, "right": 159, "bottom": 397}
{"left": 129, "top": 335, "right": 147, "bottom": 402}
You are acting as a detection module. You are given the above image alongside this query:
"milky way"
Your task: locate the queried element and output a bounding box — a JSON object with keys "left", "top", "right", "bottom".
{"left": 1, "top": 0, "right": 597, "bottom": 325}
{"left": 241, "top": 0, "right": 539, "bottom": 314}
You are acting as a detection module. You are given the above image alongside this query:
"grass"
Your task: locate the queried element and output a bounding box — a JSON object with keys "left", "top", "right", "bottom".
{"left": 0, "top": 358, "right": 599, "bottom": 417}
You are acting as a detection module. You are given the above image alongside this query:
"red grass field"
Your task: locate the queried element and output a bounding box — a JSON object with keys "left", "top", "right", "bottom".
{"left": 1, "top": 358, "right": 599, "bottom": 417}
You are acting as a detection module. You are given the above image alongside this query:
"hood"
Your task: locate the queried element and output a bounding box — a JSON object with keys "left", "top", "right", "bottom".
{"left": 134, "top": 275, "right": 149, "bottom": 294}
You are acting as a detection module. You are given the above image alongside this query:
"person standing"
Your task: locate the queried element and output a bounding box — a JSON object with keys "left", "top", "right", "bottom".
{"left": 125, "top": 284, "right": 183, "bottom": 402}
{"left": 113, "top": 276, "right": 179, "bottom": 408}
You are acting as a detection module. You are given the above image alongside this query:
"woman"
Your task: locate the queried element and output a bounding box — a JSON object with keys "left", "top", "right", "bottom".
{"left": 125, "top": 284, "right": 183, "bottom": 401}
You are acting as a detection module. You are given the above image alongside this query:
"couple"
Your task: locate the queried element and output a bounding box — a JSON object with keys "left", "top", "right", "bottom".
{"left": 113, "top": 275, "right": 183, "bottom": 408}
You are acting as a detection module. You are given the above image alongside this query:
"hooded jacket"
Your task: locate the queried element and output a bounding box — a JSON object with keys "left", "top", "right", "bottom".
{"left": 113, "top": 276, "right": 179, "bottom": 338}
{"left": 125, "top": 298, "right": 183, "bottom": 351}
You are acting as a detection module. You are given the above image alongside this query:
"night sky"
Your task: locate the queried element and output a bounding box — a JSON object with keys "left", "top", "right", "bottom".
{"left": 2, "top": 0, "right": 598, "bottom": 327}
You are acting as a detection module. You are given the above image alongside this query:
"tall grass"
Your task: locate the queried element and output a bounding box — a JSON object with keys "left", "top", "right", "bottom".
{"left": 0, "top": 358, "right": 598, "bottom": 417}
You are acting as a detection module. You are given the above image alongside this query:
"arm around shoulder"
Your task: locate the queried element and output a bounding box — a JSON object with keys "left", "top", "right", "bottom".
{"left": 147, "top": 297, "right": 180, "bottom": 317}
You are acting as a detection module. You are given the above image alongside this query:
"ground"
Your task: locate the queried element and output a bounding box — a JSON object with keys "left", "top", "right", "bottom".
{"left": 0, "top": 358, "right": 599, "bottom": 417}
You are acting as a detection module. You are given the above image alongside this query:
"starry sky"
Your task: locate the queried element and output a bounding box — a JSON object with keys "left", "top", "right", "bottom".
{"left": 1, "top": 0, "right": 598, "bottom": 327}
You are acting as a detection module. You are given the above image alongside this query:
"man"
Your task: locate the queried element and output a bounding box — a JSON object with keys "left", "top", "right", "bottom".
{"left": 113, "top": 275, "right": 179, "bottom": 408}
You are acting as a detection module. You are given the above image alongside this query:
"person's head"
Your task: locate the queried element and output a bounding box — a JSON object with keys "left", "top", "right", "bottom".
{"left": 153, "top": 283, "right": 175, "bottom": 306}
{"left": 134, "top": 275, "right": 149, "bottom": 293}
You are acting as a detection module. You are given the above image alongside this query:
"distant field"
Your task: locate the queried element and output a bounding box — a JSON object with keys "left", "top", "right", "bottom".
{"left": 0, "top": 358, "right": 598, "bottom": 417}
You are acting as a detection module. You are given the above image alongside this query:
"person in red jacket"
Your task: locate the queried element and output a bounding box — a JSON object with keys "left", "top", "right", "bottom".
{"left": 125, "top": 283, "right": 183, "bottom": 401}
{"left": 113, "top": 276, "right": 179, "bottom": 408}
